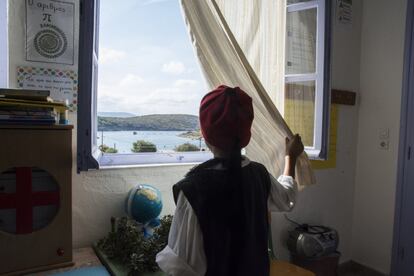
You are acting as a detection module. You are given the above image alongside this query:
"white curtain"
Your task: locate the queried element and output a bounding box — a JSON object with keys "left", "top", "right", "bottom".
{"left": 215, "top": 0, "right": 286, "bottom": 115}
{"left": 180, "top": 0, "right": 316, "bottom": 188}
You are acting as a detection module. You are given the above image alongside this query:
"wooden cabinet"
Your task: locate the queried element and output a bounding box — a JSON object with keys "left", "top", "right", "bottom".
{"left": 0, "top": 125, "right": 73, "bottom": 275}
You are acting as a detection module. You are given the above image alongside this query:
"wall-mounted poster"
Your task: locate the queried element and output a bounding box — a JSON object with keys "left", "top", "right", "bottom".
{"left": 17, "top": 66, "right": 78, "bottom": 111}
{"left": 25, "top": 0, "right": 75, "bottom": 65}
{"left": 337, "top": 0, "right": 352, "bottom": 25}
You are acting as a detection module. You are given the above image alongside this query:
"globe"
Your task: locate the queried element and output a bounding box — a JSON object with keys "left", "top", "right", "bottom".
{"left": 125, "top": 184, "right": 163, "bottom": 224}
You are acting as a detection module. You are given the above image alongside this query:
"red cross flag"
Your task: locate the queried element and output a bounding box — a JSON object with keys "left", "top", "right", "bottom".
{"left": 0, "top": 167, "right": 60, "bottom": 234}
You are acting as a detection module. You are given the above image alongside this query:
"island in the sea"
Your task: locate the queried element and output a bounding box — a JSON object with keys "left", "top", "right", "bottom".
{"left": 98, "top": 114, "right": 199, "bottom": 131}
{"left": 178, "top": 130, "right": 202, "bottom": 140}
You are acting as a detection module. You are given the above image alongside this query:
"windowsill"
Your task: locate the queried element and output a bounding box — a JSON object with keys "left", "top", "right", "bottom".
{"left": 96, "top": 149, "right": 325, "bottom": 171}
{"left": 97, "top": 151, "right": 214, "bottom": 169}
{"left": 304, "top": 147, "right": 324, "bottom": 160}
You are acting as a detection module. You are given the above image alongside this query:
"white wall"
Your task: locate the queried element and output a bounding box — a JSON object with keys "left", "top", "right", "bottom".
{"left": 8, "top": 0, "right": 400, "bottom": 271}
{"left": 70, "top": 2, "right": 364, "bottom": 262}
{"left": 72, "top": 165, "right": 193, "bottom": 245}
{"left": 351, "top": 0, "right": 407, "bottom": 274}
{"left": 5, "top": 0, "right": 197, "bottom": 247}
{"left": 0, "top": 0, "right": 8, "bottom": 87}
{"left": 8, "top": 0, "right": 79, "bottom": 86}
{"left": 271, "top": 1, "right": 363, "bottom": 262}
{"left": 6, "top": 0, "right": 362, "bottom": 260}
{"left": 6, "top": 0, "right": 412, "bottom": 273}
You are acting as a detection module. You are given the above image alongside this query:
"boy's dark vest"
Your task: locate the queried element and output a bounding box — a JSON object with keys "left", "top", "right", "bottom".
{"left": 173, "top": 159, "right": 271, "bottom": 276}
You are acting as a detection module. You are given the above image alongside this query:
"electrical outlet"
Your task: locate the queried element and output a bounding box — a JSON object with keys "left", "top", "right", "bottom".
{"left": 379, "top": 140, "right": 389, "bottom": 150}
{"left": 379, "top": 128, "right": 389, "bottom": 140}
{"left": 378, "top": 128, "right": 390, "bottom": 150}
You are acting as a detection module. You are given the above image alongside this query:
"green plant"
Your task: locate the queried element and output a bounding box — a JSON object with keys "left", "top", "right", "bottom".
{"left": 175, "top": 142, "right": 200, "bottom": 152}
{"left": 97, "top": 215, "right": 173, "bottom": 274}
{"left": 132, "top": 140, "right": 157, "bottom": 153}
{"left": 99, "top": 144, "right": 118, "bottom": 153}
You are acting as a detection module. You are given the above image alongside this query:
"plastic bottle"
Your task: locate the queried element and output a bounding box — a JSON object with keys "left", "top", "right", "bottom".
{"left": 59, "top": 100, "right": 69, "bottom": 125}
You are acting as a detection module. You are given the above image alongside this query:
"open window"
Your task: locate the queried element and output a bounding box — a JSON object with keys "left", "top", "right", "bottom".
{"left": 77, "top": 0, "right": 331, "bottom": 171}
{"left": 284, "top": 0, "right": 331, "bottom": 159}
{"left": 77, "top": 0, "right": 213, "bottom": 171}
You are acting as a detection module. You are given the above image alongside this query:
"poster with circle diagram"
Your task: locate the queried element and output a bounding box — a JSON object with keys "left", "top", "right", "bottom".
{"left": 25, "top": 0, "right": 75, "bottom": 65}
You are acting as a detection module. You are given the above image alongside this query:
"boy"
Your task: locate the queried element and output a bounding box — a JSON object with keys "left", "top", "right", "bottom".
{"left": 156, "top": 85, "right": 304, "bottom": 276}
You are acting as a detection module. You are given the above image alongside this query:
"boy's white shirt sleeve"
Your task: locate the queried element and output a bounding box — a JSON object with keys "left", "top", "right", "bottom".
{"left": 268, "top": 174, "right": 298, "bottom": 212}
{"left": 156, "top": 172, "right": 298, "bottom": 275}
{"left": 156, "top": 191, "right": 207, "bottom": 276}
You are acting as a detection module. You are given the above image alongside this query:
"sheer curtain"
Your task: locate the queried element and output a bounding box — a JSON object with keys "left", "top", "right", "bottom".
{"left": 180, "top": 0, "right": 316, "bottom": 188}
{"left": 215, "top": 0, "right": 286, "bottom": 114}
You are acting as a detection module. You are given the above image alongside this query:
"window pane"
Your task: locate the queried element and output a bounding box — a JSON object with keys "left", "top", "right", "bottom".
{"left": 287, "top": 0, "right": 313, "bottom": 4}
{"left": 286, "top": 8, "right": 317, "bottom": 74}
{"left": 284, "top": 81, "right": 315, "bottom": 147}
{"left": 97, "top": 0, "right": 208, "bottom": 155}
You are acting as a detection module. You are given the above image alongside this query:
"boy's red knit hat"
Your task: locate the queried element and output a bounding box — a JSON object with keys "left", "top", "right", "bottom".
{"left": 199, "top": 85, "right": 254, "bottom": 150}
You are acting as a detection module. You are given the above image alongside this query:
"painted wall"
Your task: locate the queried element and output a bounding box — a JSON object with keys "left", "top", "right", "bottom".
{"left": 5, "top": 0, "right": 200, "bottom": 249}
{"left": 0, "top": 0, "right": 8, "bottom": 87}
{"left": 351, "top": 0, "right": 407, "bottom": 274}
{"left": 4, "top": 0, "right": 377, "bottom": 269}
{"left": 271, "top": 0, "right": 362, "bottom": 261}
{"left": 73, "top": 1, "right": 363, "bottom": 264}
{"left": 7, "top": 0, "right": 79, "bottom": 90}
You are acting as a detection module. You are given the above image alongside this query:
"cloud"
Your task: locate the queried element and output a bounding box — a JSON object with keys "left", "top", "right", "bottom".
{"left": 97, "top": 76, "right": 205, "bottom": 115}
{"left": 174, "top": 79, "right": 198, "bottom": 87}
{"left": 141, "top": 0, "right": 173, "bottom": 6}
{"left": 119, "top": 74, "right": 144, "bottom": 87}
{"left": 99, "top": 47, "right": 126, "bottom": 64}
{"left": 162, "top": 61, "right": 186, "bottom": 75}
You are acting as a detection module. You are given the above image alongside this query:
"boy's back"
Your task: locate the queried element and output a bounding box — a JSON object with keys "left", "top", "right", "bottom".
{"left": 173, "top": 159, "right": 271, "bottom": 276}
{"left": 156, "top": 85, "right": 303, "bottom": 276}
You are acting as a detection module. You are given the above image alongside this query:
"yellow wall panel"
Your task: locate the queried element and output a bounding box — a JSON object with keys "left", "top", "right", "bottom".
{"left": 311, "top": 104, "right": 338, "bottom": 169}
{"left": 284, "top": 100, "right": 338, "bottom": 170}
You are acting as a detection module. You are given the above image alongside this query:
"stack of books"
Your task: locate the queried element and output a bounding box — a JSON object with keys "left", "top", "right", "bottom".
{"left": 0, "top": 89, "right": 67, "bottom": 125}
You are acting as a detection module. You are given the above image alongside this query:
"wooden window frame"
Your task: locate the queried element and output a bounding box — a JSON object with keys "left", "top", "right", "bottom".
{"left": 285, "top": 0, "right": 332, "bottom": 159}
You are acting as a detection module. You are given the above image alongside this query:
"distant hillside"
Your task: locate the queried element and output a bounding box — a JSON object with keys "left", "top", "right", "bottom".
{"left": 98, "top": 112, "right": 136, "bottom": 118}
{"left": 98, "top": 114, "right": 199, "bottom": 131}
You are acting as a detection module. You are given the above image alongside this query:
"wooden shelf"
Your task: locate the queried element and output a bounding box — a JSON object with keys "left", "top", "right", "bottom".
{"left": 0, "top": 125, "right": 73, "bottom": 275}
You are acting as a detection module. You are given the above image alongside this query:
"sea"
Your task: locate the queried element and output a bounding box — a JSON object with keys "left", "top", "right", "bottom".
{"left": 97, "top": 130, "right": 206, "bottom": 153}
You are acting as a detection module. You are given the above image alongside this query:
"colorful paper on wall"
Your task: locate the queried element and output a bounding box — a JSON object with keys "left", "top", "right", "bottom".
{"left": 337, "top": 0, "right": 352, "bottom": 25}
{"left": 17, "top": 66, "right": 78, "bottom": 111}
{"left": 25, "top": 0, "right": 75, "bottom": 65}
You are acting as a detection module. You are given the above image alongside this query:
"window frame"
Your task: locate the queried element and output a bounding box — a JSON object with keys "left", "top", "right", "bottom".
{"left": 285, "top": 0, "right": 331, "bottom": 159}
{"left": 77, "top": 0, "right": 212, "bottom": 171}
{"left": 78, "top": 0, "right": 100, "bottom": 172}
{"left": 77, "top": 0, "right": 332, "bottom": 171}
{"left": 0, "top": 0, "right": 8, "bottom": 88}
{"left": 98, "top": 151, "right": 214, "bottom": 169}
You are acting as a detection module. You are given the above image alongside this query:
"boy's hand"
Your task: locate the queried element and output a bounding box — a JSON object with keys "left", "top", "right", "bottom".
{"left": 285, "top": 134, "right": 304, "bottom": 160}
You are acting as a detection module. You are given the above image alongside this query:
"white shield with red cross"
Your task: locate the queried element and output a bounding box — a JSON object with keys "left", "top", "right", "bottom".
{"left": 0, "top": 167, "right": 60, "bottom": 234}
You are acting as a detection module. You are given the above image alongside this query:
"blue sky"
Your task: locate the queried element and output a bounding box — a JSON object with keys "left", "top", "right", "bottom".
{"left": 97, "top": 0, "right": 207, "bottom": 115}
